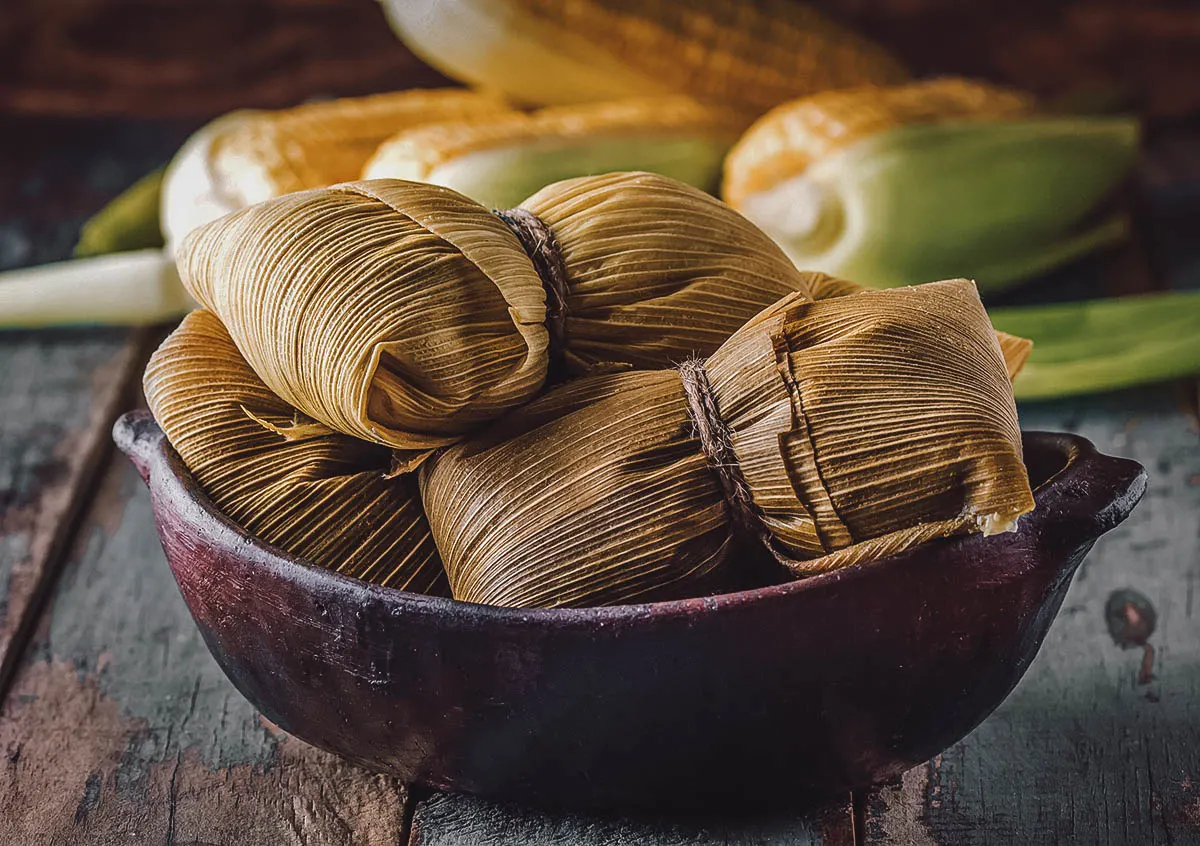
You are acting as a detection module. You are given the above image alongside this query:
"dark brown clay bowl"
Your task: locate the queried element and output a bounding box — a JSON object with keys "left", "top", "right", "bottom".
{"left": 114, "top": 410, "right": 1146, "bottom": 811}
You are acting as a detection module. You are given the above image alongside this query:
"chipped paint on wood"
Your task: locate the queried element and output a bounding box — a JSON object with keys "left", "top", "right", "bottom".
{"left": 407, "top": 791, "right": 853, "bottom": 846}
{"left": 0, "top": 457, "right": 409, "bottom": 844}
{"left": 867, "top": 394, "right": 1200, "bottom": 844}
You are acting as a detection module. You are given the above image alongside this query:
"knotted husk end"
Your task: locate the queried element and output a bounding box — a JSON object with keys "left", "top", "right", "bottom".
{"left": 707, "top": 278, "right": 1034, "bottom": 575}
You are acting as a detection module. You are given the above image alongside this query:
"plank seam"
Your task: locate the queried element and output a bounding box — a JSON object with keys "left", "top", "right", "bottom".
{"left": 0, "top": 326, "right": 158, "bottom": 703}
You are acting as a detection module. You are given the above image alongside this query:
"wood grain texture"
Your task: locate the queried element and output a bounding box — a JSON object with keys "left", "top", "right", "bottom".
{"left": 408, "top": 791, "right": 855, "bottom": 846}
{"left": 864, "top": 390, "right": 1200, "bottom": 844}
{"left": 0, "top": 0, "right": 450, "bottom": 118}
{"left": 0, "top": 115, "right": 188, "bottom": 693}
{"left": 0, "top": 454, "right": 411, "bottom": 845}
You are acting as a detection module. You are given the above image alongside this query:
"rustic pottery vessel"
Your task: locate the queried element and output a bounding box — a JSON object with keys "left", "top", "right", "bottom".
{"left": 114, "top": 410, "right": 1145, "bottom": 811}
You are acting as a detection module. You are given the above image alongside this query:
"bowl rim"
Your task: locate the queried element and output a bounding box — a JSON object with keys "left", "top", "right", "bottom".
{"left": 116, "top": 410, "right": 1146, "bottom": 627}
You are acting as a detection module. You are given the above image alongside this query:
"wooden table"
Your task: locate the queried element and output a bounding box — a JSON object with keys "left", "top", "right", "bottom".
{"left": 0, "top": 113, "right": 1197, "bottom": 845}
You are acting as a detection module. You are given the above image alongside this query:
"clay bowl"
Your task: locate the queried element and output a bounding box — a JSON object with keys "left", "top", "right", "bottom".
{"left": 115, "top": 411, "right": 1145, "bottom": 811}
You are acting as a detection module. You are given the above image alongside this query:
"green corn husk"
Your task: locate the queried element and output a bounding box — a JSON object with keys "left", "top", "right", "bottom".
{"left": 991, "top": 291, "right": 1200, "bottom": 399}
{"left": 0, "top": 249, "right": 190, "bottom": 329}
{"left": 723, "top": 80, "right": 1140, "bottom": 294}
{"left": 363, "top": 97, "right": 750, "bottom": 209}
{"left": 75, "top": 168, "right": 165, "bottom": 257}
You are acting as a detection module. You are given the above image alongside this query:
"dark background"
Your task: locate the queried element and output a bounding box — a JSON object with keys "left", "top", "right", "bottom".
{"left": 1, "top": 0, "right": 1197, "bottom": 119}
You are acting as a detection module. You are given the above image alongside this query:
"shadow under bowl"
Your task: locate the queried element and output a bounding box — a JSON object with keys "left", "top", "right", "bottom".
{"left": 114, "top": 411, "right": 1146, "bottom": 812}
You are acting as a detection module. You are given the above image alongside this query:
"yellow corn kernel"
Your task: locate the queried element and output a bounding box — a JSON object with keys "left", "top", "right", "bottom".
{"left": 381, "top": 0, "right": 908, "bottom": 111}
{"left": 723, "top": 78, "right": 1034, "bottom": 207}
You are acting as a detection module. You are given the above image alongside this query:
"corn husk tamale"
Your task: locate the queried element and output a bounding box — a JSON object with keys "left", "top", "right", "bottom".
{"left": 421, "top": 279, "right": 1034, "bottom": 608}
{"left": 722, "top": 78, "right": 1140, "bottom": 292}
{"left": 380, "top": 0, "right": 908, "bottom": 111}
{"left": 177, "top": 173, "right": 815, "bottom": 460}
{"left": 143, "top": 309, "right": 445, "bottom": 592}
{"left": 160, "top": 89, "right": 512, "bottom": 248}
{"left": 363, "top": 97, "right": 751, "bottom": 208}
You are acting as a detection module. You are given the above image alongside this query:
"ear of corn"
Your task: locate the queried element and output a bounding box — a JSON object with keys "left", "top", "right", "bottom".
{"left": 380, "top": 0, "right": 907, "bottom": 112}
{"left": 723, "top": 79, "right": 1035, "bottom": 208}
{"left": 160, "top": 89, "right": 511, "bottom": 249}
{"left": 364, "top": 97, "right": 749, "bottom": 208}
{"left": 723, "top": 79, "right": 1140, "bottom": 293}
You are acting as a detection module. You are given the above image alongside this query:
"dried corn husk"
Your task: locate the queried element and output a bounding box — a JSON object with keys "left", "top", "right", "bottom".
{"left": 364, "top": 97, "right": 750, "bottom": 208}
{"left": 723, "top": 79, "right": 1140, "bottom": 292}
{"left": 380, "top": 0, "right": 907, "bottom": 111}
{"left": 143, "top": 309, "right": 445, "bottom": 592}
{"left": 421, "top": 279, "right": 1033, "bottom": 609}
{"left": 160, "top": 89, "right": 511, "bottom": 248}
{"left": 178, "top": 173, "right": 814, "bottom": 459}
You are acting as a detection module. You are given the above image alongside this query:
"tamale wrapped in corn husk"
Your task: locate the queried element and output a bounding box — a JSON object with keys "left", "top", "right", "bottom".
{"left": 160, "top": 89, "right": 511, "bottom": 248}
{"left": 363, "top": 97, "right": 751, "bottom": 208}
{"left": 177, "top": 173, "right": 815, "bottom": 460}
{"left": 722, "top": 78, "right": 1140, "bottom": 292}
{"left": 143, "top": 309, "right": 445, "bottom": 592}
{"left": 421, "top": 279, "right": 1034, "bottom": 608}
{"left": 380, "top": 0, "right": 908, "bottom": 112}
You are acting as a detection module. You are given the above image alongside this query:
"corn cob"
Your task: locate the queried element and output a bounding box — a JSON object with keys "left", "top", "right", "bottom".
{"left": 380, "top": 0, "right": 908, "bottom": 112}
{"left": 160, "top": 89, "right": 511, "bottom": 247}
{"left": 723, "top": 79, "right": 1035, "bottom": 208}
{"left": 364, "top": 97, "right": 750, "bottom": 208}
{"left": 722, "top": 78, "right": 1140, "bottom": 292}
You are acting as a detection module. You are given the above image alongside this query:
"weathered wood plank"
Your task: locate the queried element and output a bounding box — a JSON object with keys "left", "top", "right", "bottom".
{"left": 0, "top": 329, "right": 145, "bottom": 689}
{"left": 408, "top": 791, "right": 855, "bottom": 846}
{"left": 863, "top": 391, "right": 1200, "bottom": 844}
{"left": 0, "top": 115, "right": 189, "bottom": 692}
{"left": 0, "top": 452, "right": 411, "bottom": 844}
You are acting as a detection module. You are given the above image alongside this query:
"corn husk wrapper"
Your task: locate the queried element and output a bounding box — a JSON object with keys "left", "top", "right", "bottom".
{"left": 143, "top": 309, "right": 445, "bottom": 592}
{"left": 364, "top": 97, "right": 751, "bottom": 208}
{"left": 179, "top": 173, "right": 814, "bottom": 459}
{"left": 421, "top": 279, "right": 1034, "bottom": 608}
{"left": 380, "top": 0, "right": 907, "bottom": 112}
{"left": 723, "top": 79, "right": 1140, "bottom": 293}
{"left": 160, "top": 89, "right": 511, "bottom": 249}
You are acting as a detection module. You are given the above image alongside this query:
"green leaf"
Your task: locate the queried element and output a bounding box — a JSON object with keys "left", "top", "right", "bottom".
{"left": 991, "top": 291, "right": 1200, "bottom": 399}
{"left": 74, "top": 168, "right": 165, "bottom": 257}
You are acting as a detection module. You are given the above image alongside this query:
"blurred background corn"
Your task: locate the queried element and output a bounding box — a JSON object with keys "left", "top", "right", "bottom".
{"left": 380, "top": 0, "right": 908, "bottom": 111}
{"left": 723, "top": 78, "right": 1140, "bottom": 293}
{"left": 364, "top": 97, "right": 750, "bottom": 208}
{"left": 723, "top": 79, "right": 1035, "bottom": 209}
{"left": 162, "top": 88, "right": 511, "bottom": 246}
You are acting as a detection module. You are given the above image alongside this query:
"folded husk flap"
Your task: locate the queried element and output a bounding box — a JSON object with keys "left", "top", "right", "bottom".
{"left": 178, "top": 173, "right": 814, "bottom": 459}
{"left": 421, "top": 279, "right": 1034, "bottom": 608}
{"left": 143, "top": 309, "right": 445, "bottom": 592}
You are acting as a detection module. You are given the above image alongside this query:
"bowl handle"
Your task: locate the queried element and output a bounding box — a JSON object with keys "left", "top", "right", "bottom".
{"left": 113, "top": 410, "right": 164, "bottom": 483}
{"left": 1031, "top": 431, "right": 1148, "bottom": 552}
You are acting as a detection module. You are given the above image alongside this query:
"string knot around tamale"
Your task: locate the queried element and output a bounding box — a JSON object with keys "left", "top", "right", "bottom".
{"left": 175, "top": 172, "right": 818, "bottom": 465}
{"left": 420, "top": 279, "right": 1035, "bottom": 609}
